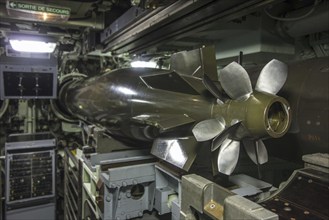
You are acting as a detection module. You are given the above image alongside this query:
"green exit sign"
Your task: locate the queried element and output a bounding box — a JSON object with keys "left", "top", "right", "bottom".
{"left": 7, "top": 1, "right": 70, "bottom": 16}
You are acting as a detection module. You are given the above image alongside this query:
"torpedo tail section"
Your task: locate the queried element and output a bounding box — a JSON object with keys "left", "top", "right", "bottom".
{"left": 192, "top": 59, "right": 291, "bottom": 175}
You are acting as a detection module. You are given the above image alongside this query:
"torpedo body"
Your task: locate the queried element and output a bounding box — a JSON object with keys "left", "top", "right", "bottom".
{"left": 60, "top": 68, "right": 213, "bottom": 142}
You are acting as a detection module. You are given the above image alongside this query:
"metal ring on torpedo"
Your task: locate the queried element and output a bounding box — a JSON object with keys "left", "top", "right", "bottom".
{"left": 0, "top": 99, "right": 9, "bottom": 119}
{"left": 50, "top": 73, "right": 87, "bottom": 122}
{"left": 265, "top": 97, "right": 291, "bottom": 138}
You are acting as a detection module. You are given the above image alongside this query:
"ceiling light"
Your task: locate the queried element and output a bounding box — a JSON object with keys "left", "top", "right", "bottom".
{"left": 131, "top": 61, "right": 157, "bottom": 68}
{"left": 9, "top": 39, "right": 57, "bottom": 53}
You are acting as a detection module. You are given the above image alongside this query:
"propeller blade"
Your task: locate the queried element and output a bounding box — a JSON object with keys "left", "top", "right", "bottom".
{"left": 192, "top": 118, "right": 225, "bottom": 142}
{"left": 202, "top": 74, "right": 224, "bottom": 101}
{"left": 217, "top": 138, "right": 240, "bottom": 175}
{"left": 243, "top": 139, "right": 268, "bottom": 164}
{"left": 255, "top": 59, "right": 288, "bottom": 95}
{"left": 211, "top": 121, "right": 241, "bottom": 152}
{"left": 219, "top": 62, "right": 252, "bottom": 101}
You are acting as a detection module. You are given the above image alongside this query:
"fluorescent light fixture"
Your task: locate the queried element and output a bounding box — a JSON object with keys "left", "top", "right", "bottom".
{"left": 9, "top": 39, "right": 56, "bottom": 53}
{"left": 131, "top": 61, "right": 157, "bottom": 68}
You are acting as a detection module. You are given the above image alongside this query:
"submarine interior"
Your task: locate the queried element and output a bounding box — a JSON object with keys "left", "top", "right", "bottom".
{"left": 0, "top": 0, "right": 328, "bottom": 219}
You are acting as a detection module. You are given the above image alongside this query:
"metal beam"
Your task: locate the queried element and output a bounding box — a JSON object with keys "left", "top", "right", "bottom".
{"left": 102, "top": 0, "right": 280, "bottom": 54}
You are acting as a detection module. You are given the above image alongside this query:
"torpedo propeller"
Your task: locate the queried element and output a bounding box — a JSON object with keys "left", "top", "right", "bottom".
{"left": 192, "top": 59, "right": 288, "bottom": 175}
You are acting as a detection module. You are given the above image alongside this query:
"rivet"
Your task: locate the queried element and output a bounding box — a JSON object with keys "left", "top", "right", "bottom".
{"left": 304, "top": 211, "right": 310, "bottom": 215}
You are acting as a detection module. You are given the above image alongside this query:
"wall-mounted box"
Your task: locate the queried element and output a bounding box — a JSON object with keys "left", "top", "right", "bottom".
{"left": 0, "top": 56, "right": 57, "bottom": 99}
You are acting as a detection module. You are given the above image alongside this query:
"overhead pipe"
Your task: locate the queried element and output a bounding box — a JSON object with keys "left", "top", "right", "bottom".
{"left": 278, "top": 1, "right": 329, "bottom": 37}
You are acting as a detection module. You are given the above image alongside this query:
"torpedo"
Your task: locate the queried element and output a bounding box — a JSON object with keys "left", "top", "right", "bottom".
{"left": 57, "top": 57, "right": 291, "bottom": 175}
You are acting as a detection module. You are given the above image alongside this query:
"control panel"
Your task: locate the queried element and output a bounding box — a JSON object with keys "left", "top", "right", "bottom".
{"left": 7, "top": 151, "right": 54, "bottom": 203}
{"left": 0, "top": 56, "right": 57, "bottom": 99}
{"left": 4, "top": 133, "right": 56, "bottom": 220}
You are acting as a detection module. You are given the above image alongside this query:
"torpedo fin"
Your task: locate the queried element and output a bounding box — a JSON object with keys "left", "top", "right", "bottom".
{"left": 151, "top": 136, "right": 199, "bottom": 171}
{"left": 170, "top": 46, "right": 218, "bottom": 81}
{"left": 141, "top": 72, "right": 200, "bottom": 95}
{"left": 132, "top": 114, "right": 195, "bottom": 132}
